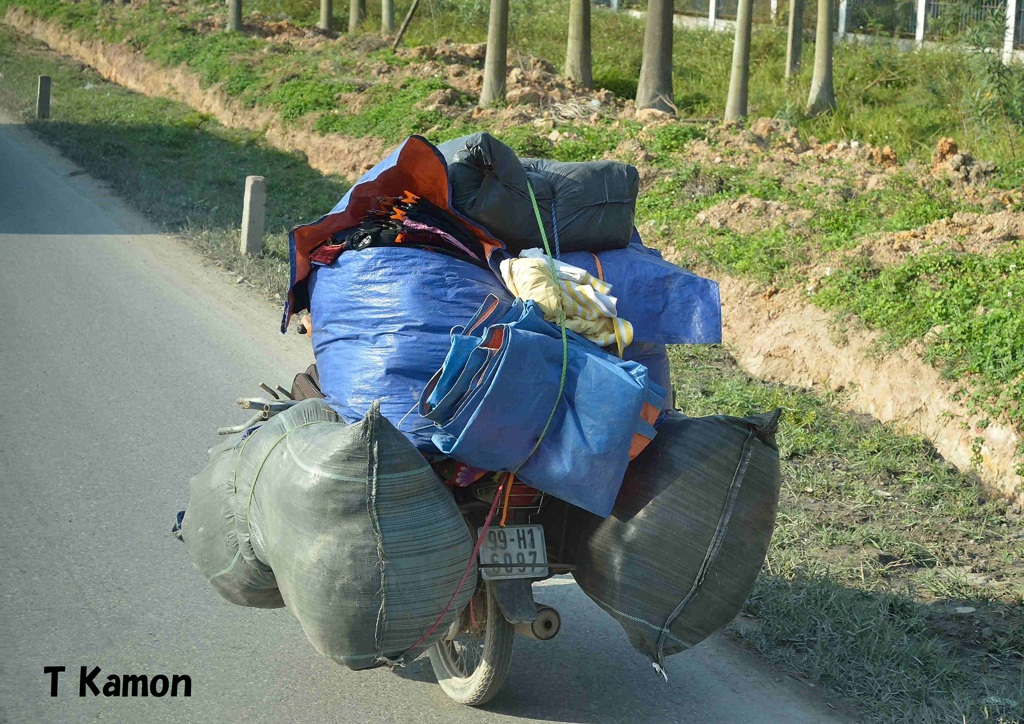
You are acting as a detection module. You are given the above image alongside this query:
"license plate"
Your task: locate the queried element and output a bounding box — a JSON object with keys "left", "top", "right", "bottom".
{"left": 477, "top": 525, "right": 548, "bottom": 580}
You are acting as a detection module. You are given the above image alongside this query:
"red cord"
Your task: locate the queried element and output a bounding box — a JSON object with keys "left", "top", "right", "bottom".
{"left": 401, "top": 481, "right": 505, "bottom": 657}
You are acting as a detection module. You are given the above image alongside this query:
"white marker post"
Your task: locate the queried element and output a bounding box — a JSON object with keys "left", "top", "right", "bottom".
{"left": 1004, "top": 0, "right": 1018, "bottom": 66}
{"left": 36, "top": 76, "right": 51, "bottom": 120}
{"left": 240, "top": 176, "right": 266, "bottom": 256}
{"left": 838, "top": 0, "right": 847, "bottom": 40}
{"left": 708, "top": 0, "right": 717, "bottom": 30}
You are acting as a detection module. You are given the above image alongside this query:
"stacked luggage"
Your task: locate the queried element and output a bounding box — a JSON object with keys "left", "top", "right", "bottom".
{"left": 179, "top": 132, "right": 782, "bottom": 671}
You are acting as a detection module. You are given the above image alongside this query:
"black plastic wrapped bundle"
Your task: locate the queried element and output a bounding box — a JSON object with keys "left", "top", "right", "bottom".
{"left": 566, "top": 409, "right": 783, "bottom": 666}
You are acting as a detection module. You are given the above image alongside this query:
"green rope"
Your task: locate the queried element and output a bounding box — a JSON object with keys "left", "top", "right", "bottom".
{"left": 515, "top": 181, "right": 569, "bottom": 472}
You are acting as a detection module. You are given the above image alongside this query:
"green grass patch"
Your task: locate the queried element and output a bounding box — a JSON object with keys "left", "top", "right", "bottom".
{"left": 801, "top": 175, "right": 981, "bottom": 253}
{"left": 314, "top": 76, "right": 452, "bottom": 142}
{"left": 264, "top": 75, "right": 359, "bottom": 121}
{"left": 815, "top": 250, "right": 1024, "bottom": 442}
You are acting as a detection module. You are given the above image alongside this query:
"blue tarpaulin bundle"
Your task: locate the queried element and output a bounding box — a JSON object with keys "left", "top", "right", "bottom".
{"left": 309, "top": 246, "right": 511, "bottom": 452}
{"left": 288, "top": 134, "right": 723, "bottom": 513}
{"left": 418, "top": 296, "right": 666, "bottom": 517}
{"left": 558, "top": 233, "right": 722, "bottom": 346}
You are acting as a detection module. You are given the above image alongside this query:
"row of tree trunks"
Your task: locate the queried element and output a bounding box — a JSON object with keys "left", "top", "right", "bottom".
{"left": 727, "top": 0, "right": 833, "bottom": 119}
{"left": 225, "top": 0, "right": 835, "bottom": 119}
{"left": 292, "top": 0, "right": 393, "bottom": 34}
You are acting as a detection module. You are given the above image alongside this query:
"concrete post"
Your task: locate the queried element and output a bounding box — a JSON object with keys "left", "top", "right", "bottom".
{"left": 382, "top": 0, "right": 395, "bottom": 33}
{"left": 1004, "top": 0, "right": 1018, "bottom": 66}
{"left": 838, "top": 0, "right": 847, "bottom": 39}
{"left": 770, "top": 0, "right": 778, "bottom": 22}
{"left": 610, "top": 0, "right": 619, "bottom": 11}
{"left": 915, "top": 0, "right": 927, "bottom": 46}
{"left": 36, "top": 76, "right": 51, "bottom": 120}
{"left": 240, "top": 176, "right": 266, "bottom": 256}
{"left": 708, "top": 0, "right": 717, "bottom": 30}
{"left": 319, "top": 0, "right": 333, "bottom": 31}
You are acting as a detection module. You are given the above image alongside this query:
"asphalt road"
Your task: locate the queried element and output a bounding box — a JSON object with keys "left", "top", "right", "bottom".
{"left": 0, "top": 115, "right": 849, "bottom": 724}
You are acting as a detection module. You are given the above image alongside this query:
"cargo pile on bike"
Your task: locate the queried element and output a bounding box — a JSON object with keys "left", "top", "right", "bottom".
{"left": 178, "top": 133, "right": 783, "bottom": 683}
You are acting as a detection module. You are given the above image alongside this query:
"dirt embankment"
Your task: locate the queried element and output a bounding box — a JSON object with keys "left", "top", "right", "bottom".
{"left": 3, "top": 6, "right": 385, "bottom": 180}
{"left": 718, "top": 279, "right": 1022, "bottom": 505}
{"left": 6, "top": 9, "right": 1021, "bottom": 504}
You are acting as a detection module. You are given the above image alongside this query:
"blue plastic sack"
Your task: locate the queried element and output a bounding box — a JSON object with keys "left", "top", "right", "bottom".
{"left": 624, "top": 342, "right": 672, "bottom": 421}
{"left": 309, "top": 247, "right": 512, "bottom": 451}
{"left": 419, "top": 296, "right": 665, "bottom": 517}
{"left": 558, "top": 232, "right": 722, "bottom": 345}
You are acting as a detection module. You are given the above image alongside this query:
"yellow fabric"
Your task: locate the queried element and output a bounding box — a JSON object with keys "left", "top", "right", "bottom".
{"left": 499, "top": 255, "right": 634, "bottom": 356}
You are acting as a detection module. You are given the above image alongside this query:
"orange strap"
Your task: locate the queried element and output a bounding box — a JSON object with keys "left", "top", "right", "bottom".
{"left": 499, "top": 472, "right": 515, "bottom": 526}
{"left": 590, "top": 253, "right": 605, "bottom": 282}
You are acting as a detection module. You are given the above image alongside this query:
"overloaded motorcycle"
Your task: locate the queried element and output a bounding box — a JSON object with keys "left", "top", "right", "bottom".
{"left": 222, "top": 371, "right": 572, "bottom": 707}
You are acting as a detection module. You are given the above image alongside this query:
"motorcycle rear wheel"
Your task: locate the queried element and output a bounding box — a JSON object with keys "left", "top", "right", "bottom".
{"left": 428, "top": 580, "right": 514, "bottom": 706}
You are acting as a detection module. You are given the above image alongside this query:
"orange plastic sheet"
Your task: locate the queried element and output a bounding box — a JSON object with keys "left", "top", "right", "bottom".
{"left": 281, "top": 135, "right": 504, "bottom": 332}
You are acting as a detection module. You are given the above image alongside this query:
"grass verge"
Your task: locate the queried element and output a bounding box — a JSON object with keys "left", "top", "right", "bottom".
{"left": 11, "top": 0, "right": 1023, "bottom": 166}
{"left": 2, "top": 26, "right": 1021, "bottom": 723}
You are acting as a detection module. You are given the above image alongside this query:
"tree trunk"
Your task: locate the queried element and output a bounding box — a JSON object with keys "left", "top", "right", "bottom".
{"left": 806, "top": 0, "right": 835, "bottom": 116}
{"left": 785, "top": 0, "right": 803, "bottom": 79}
{"left": 391, "top": 0, "right": 420, "bottom": 50}
{"left": 382, "top": 0, "right": 395, "bottom": 33}
{"left": 228, "top": 0, "right": 242, "bottom": 31}
{"left": 635, "top": 0, "right": 674, "bottom": 112}
{"left": 479, "top": 0, "right": 510, "bottom": 107}
{"left": 565, "top": 0, "right": 593, "bottom": 89}
{"left": 349, "top": 0, "right": 365, "bottom": 32}
{"left": 319, "top": 0, "right": 333, "bottom": 32}
{"left": 724, "top": 0, "right": 754, "bottom": 121}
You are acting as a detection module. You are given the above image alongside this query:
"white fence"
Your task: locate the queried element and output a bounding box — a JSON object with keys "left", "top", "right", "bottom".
{"left": 617, "top": 0, "right": 1023, "bottom": 64}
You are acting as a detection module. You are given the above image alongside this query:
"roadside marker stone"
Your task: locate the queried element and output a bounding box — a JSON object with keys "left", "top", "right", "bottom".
{"left": 36, "top": 76, "right": 51, "bottom": 120}
{"left": 240, "top": 175, "right": 266, "bottom": 256}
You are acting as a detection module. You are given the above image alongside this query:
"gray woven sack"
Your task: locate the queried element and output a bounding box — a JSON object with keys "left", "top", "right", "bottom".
{"left": 180, "top": 434, "right": 284, "bottom": 608}
{"left": 568, "top": 410, "right": 782, "bottom": 667}
{"left": 233, "top": 399, "right": 476, "bottom": 670}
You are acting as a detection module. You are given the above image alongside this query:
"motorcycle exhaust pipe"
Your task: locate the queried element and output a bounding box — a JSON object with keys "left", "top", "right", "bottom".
{"left": 515, "top": 606, "right": 561, "bottom": 641}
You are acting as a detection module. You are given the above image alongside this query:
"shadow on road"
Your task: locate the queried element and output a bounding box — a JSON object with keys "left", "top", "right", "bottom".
{"left": 0, "top": 120, "right": 348, "bottom": 241}
{"left": 387, "top": 577, "right": 840, "bottom": 724}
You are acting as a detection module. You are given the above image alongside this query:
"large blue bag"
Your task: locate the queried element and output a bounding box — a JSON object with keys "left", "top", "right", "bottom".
{"left": 309, "top": 247, "right": 512, "bottom": 451}
{"left": 559, "top": 233, "right": 722, "bottom": 345}
{"left": 624, "top": 342, "right": 672, "bottom": 420}
{"left": 419, "top": 296, "right": 665, "bottom": 517}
